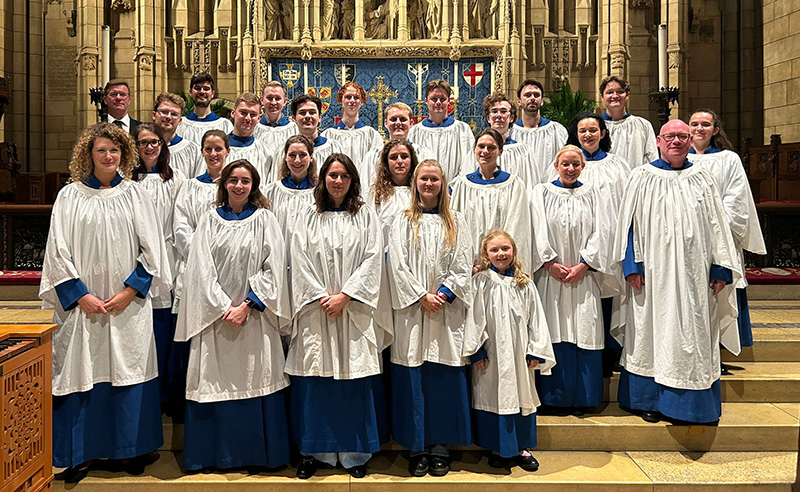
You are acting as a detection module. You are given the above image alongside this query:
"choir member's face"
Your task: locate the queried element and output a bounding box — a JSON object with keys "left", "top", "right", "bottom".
{"left": 325, "top": 161, "right": 352, "bottom": 206}
{"left": 488, "top": 100, "right": 513, "bottom": 130}
{"left": 688, "top": 112, "right": 719, "bottom": 149}
{"left": 426, "top": 88, "right": 450, "bottom": 122}
{"left": 387, "top": 144, "right": 412, "bottom": 185}
{"left": 91, "top": 137, "right": 121, "bottom": 175}
{"left": 517, "top": 84, "right": 543, "bottom": 115}
{"left": 285, "top": 143, "right": 312, "bottom": 181}
{"left": 485, "top": 236, "right": 514, "bottom": 272}
{"left": 293, "top": 102, "right": 321, "bottom": 133}
{"left": 225, "top": 166, "right": 253, "bottom": 210}
{"left": 601, "top": 82, "right": 629, "bottom": 111}
{"left": 341, "top": 87, "right": 364, "bottom": 117}
{"left": 262, "top": 86, "right": 287, "bottom": 122}
{"left": 416, "top": 165, "right": 443, "bottom": 203}
{"left": 152, "top": 100, "right": 182, "bottom": 134}
{"left": 103, "top": 84, "right": 130, "bottom": 115}
{"left": 136, "top": 129, "right": 162, "bottom": 167}
{"left": 202, "top": 135, "right": 230, "bottom": 173}
{"left": 576, "top": 118, "right": 605, "bottom": 154}
{"left": 232, "top": 101, "right": 261, "bottom": 137}
{"left": 475, "top": 134, "right": 502, "bottom": 167}
{"left": 555, "top": 150, "right": 585, "bottom": 186}
{"left": 190, "top": 82, "right": 214, "bottom": 108}
{"left": 657, "top": 120, "right": 692, "bottom": 160}
{"left": 385, "top": 107, "right": 412, "bottom": 137}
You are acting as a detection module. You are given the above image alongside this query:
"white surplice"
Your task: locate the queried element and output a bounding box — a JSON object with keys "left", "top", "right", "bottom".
{"left": 285, "top": 206, "right": 391, "bottom": 379}
{"left": 612, "top": 163, "right": 741, "bottom": 390}
{"left": 604, "top": 115, "right": 659, "bottom": 169}
{"left": 368, "top": 186, "right": 412, "bottom": 247}
{"left": 546, "top": 152, "right": 630, "bottom": 209}
{"left": 262, "top": 180, "right": 316, "bottom": 232}
{"left": 40, "top": 180, "right": 171, "bottom": 395}
{"left": 228, "top": 138, "right": 274, "bottom": 184}
{"left": 387, "top": 211, "right": 473, "bottom": 367}
{"left": 175, "top": 208, "right": 291, "bottom": 402}
{"left": 254, "top": 120, "right": 299, "bottom": 151}
{"left": 360, "top": 141, "right": 436, "bottom": 192}
{"left": 462, "top": 269, "right": 556, "bottom": 416}
{"left": 177, "top": 116, "right": 233, "bottom": 148}
{"left": 321, "top": 124, "right": 384, "bottom": 166}
{"left": 509, "top": 120, "right": 568, "bottom": 178}
{"left": 407, "top": 118, "right": 475, "bottom": 182}
{"left": 170, "top": 138, "right": 206, "bottom": 178}
{"left": 137, "top": 170, "right": 186, "bottom": 309}
{"left": 532, "top": 182, "right": 619, "bottom": 349}
{"left": 492, "top": 140, "right": 548, "bottom": 190}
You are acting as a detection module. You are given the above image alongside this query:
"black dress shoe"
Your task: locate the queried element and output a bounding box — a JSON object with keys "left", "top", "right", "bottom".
{"left": 121, "top": 459, "right": 146, "bottom": 476}
{"left": 516, "top": 453, "right": 539, "bottom": 472}
{"left": 296, "top": 457, "right": 317, "bottom": 479}
{"left": 487, "top": 454, "right": 509, "bottom": 469}
{"left": 408, "top": 454, "right": 429, "bottom": 477}
{"left": 137, "top": 451, "right": 160, "bottom": 466}
{"left": 641, "top": 411, "right": 662, "bottom": 423}
{"left": 428, "top": 456, "right": 450, "bottom": 476}
{"left": 60, "top": 461, "right": 93, "bottom": 484}
{"left": 720, "top": 362, "right": 731, "bottom": 375}
{"left": 346, "top": 464, "right": 368, "bottom": 478}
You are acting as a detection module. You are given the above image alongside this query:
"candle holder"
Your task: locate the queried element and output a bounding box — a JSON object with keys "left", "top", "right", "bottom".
{"left": 90, "top": 87, "right": 108, "bottom": 123}
{"left": 648, "top": 86, "right": 679, "bottom": 129}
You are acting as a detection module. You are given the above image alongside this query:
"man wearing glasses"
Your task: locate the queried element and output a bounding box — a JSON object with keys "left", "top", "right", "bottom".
{"left": 104, "top": 79, "right": 141, "bottom": 134}
{"left": 178, "top": 73, "right": 233, "bottom": 147}
{"left": 153, "top": 92, "right": 204, "bottom": 177}
{"left": 599, "top": 75, "right": 658, "bottom": 170}
{"left": 478, "top": 92, "right": 545, "bottom": 189}
{"left": 614, "top": 119, "right": 739, "bottom": 425}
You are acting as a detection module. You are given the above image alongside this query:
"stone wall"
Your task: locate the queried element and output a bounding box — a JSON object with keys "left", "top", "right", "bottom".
{"left": 762, "top": 0, "right": 800, "bottom": 144}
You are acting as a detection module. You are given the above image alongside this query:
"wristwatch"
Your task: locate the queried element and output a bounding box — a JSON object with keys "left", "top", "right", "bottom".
{"left": 244, "top": 298, "right": 258, "bottom": 310}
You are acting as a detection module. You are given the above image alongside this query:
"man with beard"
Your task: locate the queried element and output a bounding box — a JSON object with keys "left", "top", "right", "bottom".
{"left": 177, "top": 73, "right": 233, "bottom": 147}
{"left": 254, "top": 81, "right": 298, "bottom": 151}
{"left": 509, "top": 79, "right": 568, "bottom": 179}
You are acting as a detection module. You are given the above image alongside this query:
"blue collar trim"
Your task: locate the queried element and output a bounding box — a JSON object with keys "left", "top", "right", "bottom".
{"left": 228, "top": 133, "right": 255, "bottom": 147}
{"left": 689, "top": 146, "right": 723, "bottom": 154}
{"left": 601, "top": 111, "right": 631, "bottom": 121}
{"left": 136, "top": 164, "right": 160, "bottom": 174}
{"left": 514, "top": 117, "right": 550, "bottom": 128}
{"left": 216, "top": 202, "right": 256, "bottom": 220}
{"left": 313, "top": 135, "right": 328, "bottom": 147}
{"left": 196, "top": 172, "right": 215, "bottom": 183}
{"left": 260, "top": 115, "right": 290, "bottom": 127}
{"left": 582, "top": 148, "right": 607, "bottom": 161}
{"left": 504, "top": 136, "right": 517, "bottom": 145}
{"left": 327, "top": 205, "right": 346, "bottom": 212}
{"left": 282, "top": 175, "right": 314, "bottom": 189}
{"left": 466, "top": 167, "right": 511, "bottom": 185}
{"left": 169, "top": 135, "right": 183, "bottom": 146}
{"left": 650, "top": 158, "right": 693, "bottom": 171}
{"left": 489, "top": 265, "right": 515, "bottom": 277}
{"left": 552, "top": 179, "right": 583, "bottom": 188}
{"left": 186, "top": 111, "right": 221, "bottom": 122}
{"left": 421, "top": 115, "right": 455, "bottom": 128}
{"left": 422, "top": 207, "right": 439, "bottom": 214}
{"left": 333, "top": 120, "right": 367, "bottom": 130}
{"left": 84, "top": 172, "right": 122, "bottom": 189}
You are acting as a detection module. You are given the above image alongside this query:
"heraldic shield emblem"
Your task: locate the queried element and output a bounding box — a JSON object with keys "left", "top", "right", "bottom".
{"left": 306, "top": 86, "right": 332, "bottom": 114}
{"left": 278, "top": 63, "right": 301, "bottom": 88}
{"left": 462, "top": 63, "right": 485, "bottom": 87}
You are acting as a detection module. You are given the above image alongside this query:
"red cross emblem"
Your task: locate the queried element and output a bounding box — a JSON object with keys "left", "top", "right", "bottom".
{"left": 462, "top": 63, "right": 484, "bottom": 87}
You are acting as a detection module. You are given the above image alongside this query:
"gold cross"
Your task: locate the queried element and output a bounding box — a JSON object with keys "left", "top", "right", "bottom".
{"left": 367, "top": 77, "right": 399, "bottom": 141}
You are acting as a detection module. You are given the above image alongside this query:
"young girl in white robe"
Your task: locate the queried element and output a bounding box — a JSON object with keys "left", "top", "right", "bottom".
{"left": 462, "top": 229, "right": 555, "bottom": 471}
{"left": 286, "top": 153, "right": 391, "bottom": 479}
{"left": 132, "top": 123, "right": 186, "bottom": 416}
{"left": 533, "top": 145, "right": 618, "bottom": 414}
{"left": 387, "top": 159, "right": 473, "bottom": 477}
{"left": 450, "top": 128, "right": 554, "bottom": 272}
{"left": 41, "top": 123, "right": 171, "bottom": 482}
{"left": 175, "top": 160, "right": 292, "bottom": 472}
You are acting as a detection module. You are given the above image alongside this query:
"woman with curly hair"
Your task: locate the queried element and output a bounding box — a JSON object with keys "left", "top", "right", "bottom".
{"left": 132, "top": 123, "right": 186, "bottom": 416}
{"left": 286, "top": 153, "right": 390, "bottom": 479}
{"left": 369, "top": 137, "right": 419, "bottom": 246}
{"left": 39, "top": 122, "right": 171, "bottom": 483}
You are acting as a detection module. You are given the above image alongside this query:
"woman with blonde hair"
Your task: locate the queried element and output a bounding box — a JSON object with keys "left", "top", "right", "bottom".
{"left": 462, "top": 229, "right": 555, "bottom": 472}
{"left": 387, "top": 159, "right": 473, "bottom": 476}
{"left": 40, "top": 122, "right": 171, "bottom": 482}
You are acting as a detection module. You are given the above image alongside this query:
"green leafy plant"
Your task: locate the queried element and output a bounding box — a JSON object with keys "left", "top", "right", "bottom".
{"left": 540, "top": 82, "right": 596, "bottom": 127}
{"left": 177, "top": 91, "right": 233, "bottom": 120}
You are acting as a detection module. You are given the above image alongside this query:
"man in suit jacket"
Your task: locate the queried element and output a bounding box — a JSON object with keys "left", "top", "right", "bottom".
{"left": 103, "top": 79, "right": 141, "bottom": 134}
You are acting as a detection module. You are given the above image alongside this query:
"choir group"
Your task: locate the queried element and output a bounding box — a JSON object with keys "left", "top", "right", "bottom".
{"left": 39, "top": 72, "right": 765, "bottom": 484}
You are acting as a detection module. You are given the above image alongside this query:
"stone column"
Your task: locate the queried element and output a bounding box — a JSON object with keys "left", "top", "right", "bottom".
{"left": 665, "top": 0, "right": 688, "bottom": 115}
{"left": 600, "top": 0, "right": 629, "bottom": 80}
{"left": 354, "top": 0, "right": 365, "bottom": 40}
{"left": 397, "top": 0, "right": 408, "bottom": 41}
{"left": 76, "top": 0, "right": 102, "bottom": 129}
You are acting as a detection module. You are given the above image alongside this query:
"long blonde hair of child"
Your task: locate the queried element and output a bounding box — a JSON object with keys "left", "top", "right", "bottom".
{"left": 405, "top": 159, "right": 458, "bottom": 250}
{"left": 477, "top": 229, "right": 532, "bottom": 287}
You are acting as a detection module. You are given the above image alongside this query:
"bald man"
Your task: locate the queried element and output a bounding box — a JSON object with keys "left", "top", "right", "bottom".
{"left": 612, "top": 119, "right": 740, "bottom": 425}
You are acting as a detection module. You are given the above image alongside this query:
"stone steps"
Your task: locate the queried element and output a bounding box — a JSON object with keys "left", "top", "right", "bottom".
{"left": 51, "top": 450, "right": 798, "bottom": 492}
{"left": 161, "top": 402, "right": 800, "bottom": 453}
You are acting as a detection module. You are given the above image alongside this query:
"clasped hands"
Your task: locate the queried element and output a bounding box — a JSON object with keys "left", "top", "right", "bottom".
{"left": 544, "top": 261, "right": 588, "bottom": 284}
{"left": 77, "top": 286, "right": 137, "bottom": 315}
{"left": 420, "top": 291, "right": 449, "bottom": 313}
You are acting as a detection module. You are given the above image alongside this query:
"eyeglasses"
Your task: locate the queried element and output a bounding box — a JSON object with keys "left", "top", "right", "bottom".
{"left": 489, "top": 109, "right": 511, "bottom": 115}
{"left": 108, "top": 92, "right": 129, "bottom": 98}
{"left": 137, "top": 139, "right": 162, "bottom": 148}
{"left": 660, "top": 133, "right": 691, "bottom": 142}
{"left": 156, "top": 109, "right": 181, "bottom": 118}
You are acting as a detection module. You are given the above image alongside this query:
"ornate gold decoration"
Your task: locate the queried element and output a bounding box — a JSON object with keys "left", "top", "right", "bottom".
{"left": 449, "top": 44, "right": 462, "bottom": 61}
{"left": 367, "top": 77, "right": 399, "bottom": 140}
{"left": 2, "top": 356, "right": 46, "bottom": 480}
{"left": 301, "top": 43, "right": 312, "bottom": 60}
{"left": 383, "top": 46, "right": 447, "bottom": 57}
{"left": 260, "top": 46, "right": 302, "bottom": 58}
{"left": 313, "top": 47, "right": 379, "bottom": 57}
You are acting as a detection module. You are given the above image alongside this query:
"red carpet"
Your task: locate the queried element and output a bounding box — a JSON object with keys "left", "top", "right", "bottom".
{"left": 746, "top": 267, "right": 800, "bottom": 285}
{"left": 0, "top": 270, "right": 42, "bottom": 286}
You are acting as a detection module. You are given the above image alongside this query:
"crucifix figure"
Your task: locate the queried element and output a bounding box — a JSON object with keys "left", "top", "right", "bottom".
{"left": 367, "top": 77, "right": 399, "bottom": 140}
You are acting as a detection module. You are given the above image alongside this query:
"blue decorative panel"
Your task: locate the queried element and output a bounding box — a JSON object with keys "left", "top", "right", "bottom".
{"left": 271, "top": 57, "right": 494, "bottom": 135}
